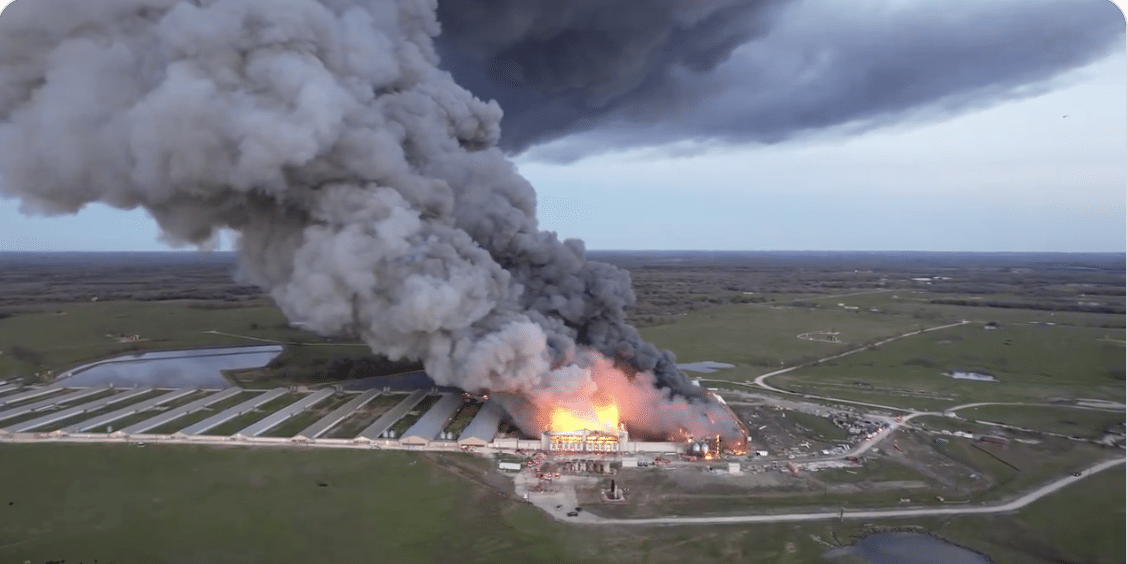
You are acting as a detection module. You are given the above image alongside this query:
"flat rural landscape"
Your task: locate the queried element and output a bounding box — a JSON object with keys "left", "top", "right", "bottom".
{"left": 0, "top": 250, "right": 1122, "bottom": 564}
{"left": 0, "top": 1, "right": 1123, "bottom": 563}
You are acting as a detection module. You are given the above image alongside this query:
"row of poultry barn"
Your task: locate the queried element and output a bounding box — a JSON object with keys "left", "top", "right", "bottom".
{"left": 0, "top": 381, "right": 507, "bottom": 448}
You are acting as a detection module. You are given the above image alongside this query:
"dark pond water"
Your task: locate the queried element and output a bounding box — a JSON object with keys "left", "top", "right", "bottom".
{"left": 824, "top": 532, "right": 994, "bottom": 564}
{"left": 342, "top": 371, "right": 459, "bottom": 392}
{"left": 677, "top": 361, "right": 736, "bottom": 374}
{"left": 57, "top": 345, "right": 283, "bottom": 388}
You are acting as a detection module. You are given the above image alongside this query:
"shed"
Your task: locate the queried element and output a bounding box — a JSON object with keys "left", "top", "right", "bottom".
{"left": 399, "top": 393, "right": 462, "bottom": 445}
{"left": 457, "top": 400, "right": 504, "bottom": 446}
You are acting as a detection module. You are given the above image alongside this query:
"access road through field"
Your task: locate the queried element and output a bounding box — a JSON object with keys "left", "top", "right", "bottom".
{"left": 542, "top": 457, "right": 1126, "bottom": 525}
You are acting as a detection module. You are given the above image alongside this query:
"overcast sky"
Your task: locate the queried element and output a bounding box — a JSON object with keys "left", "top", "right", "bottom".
{"left": 0, "top": 0, "right": 1123, "bottom": 253}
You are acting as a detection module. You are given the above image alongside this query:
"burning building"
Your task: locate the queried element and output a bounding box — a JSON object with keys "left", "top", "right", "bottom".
{"left": 542, "top": 429, "right": 628, "bottom": 453}
{"left": 0, "top": 0, "right": 747, "bottom": 447}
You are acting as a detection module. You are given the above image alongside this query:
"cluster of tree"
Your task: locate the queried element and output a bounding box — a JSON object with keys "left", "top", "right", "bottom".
{"left": 263, "top": 348, "right": 423, "bottom": 384}
{"left": 928, "top": 298, "right": 1125, "bottom": 315}
{"left": 0, "top": 252, "right": 263, "bottom": 306}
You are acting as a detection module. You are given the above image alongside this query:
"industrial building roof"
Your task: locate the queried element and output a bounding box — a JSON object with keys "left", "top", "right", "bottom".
{"left": 6, "top": 387, "right": 151, "bottom": 432}
{"left": 63, "top": 388, "right": 195, "bottom": 433}
{"left": 358, "top": 390, "right": 428, "bottom": 440}
{"left": 296, "top": 389, "right": 380, "bottom": 439}
{"left": 235, "top": 388, "right": 334, "bottom": 437}
{"left": 0, "top": 384, "right": 67, "bottom": 408}
{"left": 399, "top": 393, "right": 463, "bottom": 445}
{"left": 177, "top": 388, "right": 286, "bottom": 436}
{"left": 0, "top": 386, "right": 111, "bottom": 424}
{"left": 119, "top": 387, "right": 241, "bottom": 434}
{"left": 457, "top": 400, "right": 503, "bottom": 446}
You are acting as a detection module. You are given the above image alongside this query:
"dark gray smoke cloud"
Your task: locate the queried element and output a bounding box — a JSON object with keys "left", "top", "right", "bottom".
{"left": 0, "top": 0, "right": 736, "bottom": 441}
{"left": 435, "top": 0, "right": 1125, "bottom": 158}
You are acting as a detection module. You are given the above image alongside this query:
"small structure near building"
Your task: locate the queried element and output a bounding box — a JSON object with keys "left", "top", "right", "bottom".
{"left": 498, "top": 462, "right": 523, "bottom": 472}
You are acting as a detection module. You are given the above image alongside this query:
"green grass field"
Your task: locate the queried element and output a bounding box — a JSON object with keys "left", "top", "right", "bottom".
{"left": 930, "top": 436, "right": 1113, "bottom": 501}
{"left": 0, "top": 299, "right": 366, "bottom": 380}
{"left": 780, "top": 322, "right": 1125, "bottom": 406}
{"left": 954, "top": 404, "right": 1124, "bottom": 437}
{"left": 639, "top": 301, "right": 924, "bottom": 370}
{"left": 0, "top": 444, "right": 587, "bottom": 564}
{"left": 0, "top": 442, "right": 1120, "bottom": 564}
{"left": 925, "top": 466, "right": 1127, "bottom": 564}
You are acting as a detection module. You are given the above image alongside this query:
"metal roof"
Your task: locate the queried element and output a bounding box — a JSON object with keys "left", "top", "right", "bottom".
{"left": 177, "top": 388, "right": 286, "bottom": 436}
{"left": 0, "top": 384, "right": 74, "bottom": 410}
{"left": 0, "top": 386, "right": 110, "bottom": 423}
{"left": 457, "top": 400, "right": 504, "bottom": 446}
{"left": 235, "top": 388, "right": 334, "bottom": 437}
{"left": 296, "top": 389, "right": 380, "bottom": 439}
{"left": 63, "top": 388, "right": 195, "bottom": 433}
{"left": 119, "top": 387, "right": 242, "bottom": 434}
{"left": 399, "top": 393, "right": 463, "bottom": 445}
{"left": 6, "top": 387, "right": 151, "bottom": 432}
{"left": 357, "top": 390, "right": 428, "bottom": 440}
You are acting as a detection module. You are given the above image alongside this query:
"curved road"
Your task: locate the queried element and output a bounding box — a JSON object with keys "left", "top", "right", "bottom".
{"left": 543, "top": 457, "right": 1126, "bottom": 525}
{"left": 753, "top": 320, "right": 971, "bottom": 403}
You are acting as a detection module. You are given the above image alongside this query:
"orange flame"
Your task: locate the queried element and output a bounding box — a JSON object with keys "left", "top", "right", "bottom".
{"left": 547, "top": 400, "right": 620, "bottom": 433}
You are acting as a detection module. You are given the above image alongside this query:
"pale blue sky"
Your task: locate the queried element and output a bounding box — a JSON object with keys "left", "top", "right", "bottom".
{"left": 0, "top": 1, "right": 1123, "bottom": 253}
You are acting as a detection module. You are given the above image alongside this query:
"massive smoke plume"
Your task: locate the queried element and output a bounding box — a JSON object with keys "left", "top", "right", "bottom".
{"left": 434, "top": 0, "right": 1125, "bottom": 158}
{"left": 0, "top": 0, "right": 739, "bottom": 441}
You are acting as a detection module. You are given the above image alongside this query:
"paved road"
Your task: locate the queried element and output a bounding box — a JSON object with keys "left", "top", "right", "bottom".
{"left": 945, "top": 401, "right": 1126, "bottom": 414}
{"left": 752, "top": 319, "right": 971, "bottom": 402}
{"left": 551, "top": 457, "right": 1126, "bottom": 525}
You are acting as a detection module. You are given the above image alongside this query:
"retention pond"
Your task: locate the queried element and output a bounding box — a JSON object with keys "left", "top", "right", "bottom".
{"left": 56, "top": 345, "right": 283, "bottom": 388}
{"left": 824, "top": 532, "right": 994, "bottom": 564}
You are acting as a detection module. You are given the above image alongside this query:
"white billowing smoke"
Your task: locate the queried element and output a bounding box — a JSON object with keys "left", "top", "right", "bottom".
{"left": 0, "top": 0, "right": 740, "bottom": 442}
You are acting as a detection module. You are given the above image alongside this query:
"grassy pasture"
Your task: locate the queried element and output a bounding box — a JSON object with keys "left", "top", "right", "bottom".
{"left": 0, "top": 442, "right": 1121, "bottom": 564}
{"left": 957, "top": 404, "right": 1125, "bottom": 437}
{"left": 926, "top": 466, "right": 1126, "bottom": 564}
{"left": 0, "top": 299, "right": 362, "bottom": 380}
{"left": 930, "top": 436, "right": 1113, "bottom": 501}
{"left": 0, "top": 444, "right": 585, "bottom": 564}
{"left": 783, "top": 323, "right": 1125, "bottom": 405}
{"left": 639, "top": 301, "right": 923, "bottom": 370}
